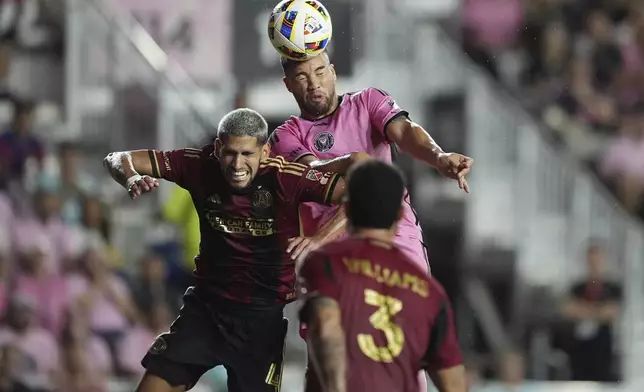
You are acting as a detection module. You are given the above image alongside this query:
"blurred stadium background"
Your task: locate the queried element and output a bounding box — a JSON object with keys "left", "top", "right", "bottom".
{"left": 0, "top": 0, "right": 642, "bottom": 391}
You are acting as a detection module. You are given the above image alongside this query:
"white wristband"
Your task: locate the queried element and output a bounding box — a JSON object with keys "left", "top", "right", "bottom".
{"left": 125, "top": 174, "right": 143, "bottom": 192}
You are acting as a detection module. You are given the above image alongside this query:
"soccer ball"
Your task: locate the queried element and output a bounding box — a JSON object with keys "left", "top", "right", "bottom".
{"left": 268, "top": 0, "right": 332, "bottom": 61}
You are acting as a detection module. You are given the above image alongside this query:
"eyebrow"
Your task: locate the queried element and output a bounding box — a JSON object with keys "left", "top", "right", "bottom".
{"left": 293, "top": 65, "right": 327, "bottom": 78}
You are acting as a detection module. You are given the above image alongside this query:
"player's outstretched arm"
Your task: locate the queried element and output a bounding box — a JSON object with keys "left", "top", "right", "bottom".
{"left": 385, "top": 117, "right": 474, "bottom": 193}
{"left": 103, "top": 150, "right": 160, "bottom": 199}
{"left": 302, "top": 151, "right": 371, "bottom": 175}
{"left": 306, "top": 296, "right": 347, "bottom": 392}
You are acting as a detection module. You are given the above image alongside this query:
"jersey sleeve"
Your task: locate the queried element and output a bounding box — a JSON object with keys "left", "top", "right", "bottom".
{"left": 272, "top": 157, "right": 341, "bottom": 204}
{"left": 150, "top": 147, "right": 204, "bottom": 190}
{"left": 421, "top": 280, "right": 463, "bottom": 372}
{"left": 270, "top": 121, "right": 316, "bottom": 162}
{"left": 363, "top": 88, "right": 409, "bottom": 141}
{"left": 298, "top": 251, "right": 341, "bottom": 323}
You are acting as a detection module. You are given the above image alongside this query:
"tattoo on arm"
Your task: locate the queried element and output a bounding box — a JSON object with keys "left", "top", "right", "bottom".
{"left": 308, "top": 296, "right": 347, "bottom": 392}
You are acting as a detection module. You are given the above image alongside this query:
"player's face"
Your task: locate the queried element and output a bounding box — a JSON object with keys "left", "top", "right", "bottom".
{"left": 216, "top": 135, "right": 270, "bottom": 189}
{"left": 283, "top": 54, "right": 337, "bottom": 118}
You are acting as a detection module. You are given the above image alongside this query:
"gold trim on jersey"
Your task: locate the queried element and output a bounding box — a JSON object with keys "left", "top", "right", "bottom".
{"left": 184, "top": 148, "right": 201, "bottom": 159}
{"left": 150, "top": 150, "right": 161, "bottom": 176}
{"left": 260, "top": 157, "right": 307, "bottom": 177}
{"left": 322, "top": 173, "right": 339, "bottom": 202}
{"left": 264, "top": 155, "right": 308, "bottom": 170}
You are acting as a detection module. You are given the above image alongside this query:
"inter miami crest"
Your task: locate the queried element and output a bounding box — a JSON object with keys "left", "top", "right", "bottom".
{"left": 313, "top": 132, "right": 334, "bottom": 152}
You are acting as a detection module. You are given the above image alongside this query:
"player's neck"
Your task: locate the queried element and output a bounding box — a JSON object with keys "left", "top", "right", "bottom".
{"left": 351, "top": 228, "right": 396, "bottom": 244}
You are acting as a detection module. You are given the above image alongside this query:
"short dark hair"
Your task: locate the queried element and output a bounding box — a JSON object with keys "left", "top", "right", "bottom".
{"left": 346, "top": 160, "right": 406, "bottom": 229}
{"left": 217, "top": 108, "right": 269, "bottom": 145}
{"left": 281, "top": 51, "right": 330, "bottom": 75}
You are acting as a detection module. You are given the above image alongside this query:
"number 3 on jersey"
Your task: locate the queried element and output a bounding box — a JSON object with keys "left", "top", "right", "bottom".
{"left": 357, "top": 289, "right": 404, "bottom": 363}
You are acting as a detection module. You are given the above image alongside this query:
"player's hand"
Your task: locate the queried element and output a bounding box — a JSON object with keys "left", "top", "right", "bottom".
{"left": 436, "top": 153, "right": 474, "bottom": 193}
{"left": 287, "top": 236, "right": 320, "bottom": 263}
{"left": 126, "top": 174, "right": 160, "bottom": 200}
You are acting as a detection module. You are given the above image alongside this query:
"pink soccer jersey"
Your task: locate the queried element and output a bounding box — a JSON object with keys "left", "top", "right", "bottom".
{"left": 271, "top": 87, "right": 429, "bottom": 271}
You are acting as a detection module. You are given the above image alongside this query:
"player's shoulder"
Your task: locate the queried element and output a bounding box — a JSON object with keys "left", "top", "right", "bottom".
{"left": 259, "top": 155, "right": 308, "bottom": 177}
{"left": 349, "top": 87, "right": 392, "bottom": 101}
{"left": 272, "top": 115, "right": 303, "bottom": 136}
{"left": 312, "top": 238, "right": 358, "bottom": 258}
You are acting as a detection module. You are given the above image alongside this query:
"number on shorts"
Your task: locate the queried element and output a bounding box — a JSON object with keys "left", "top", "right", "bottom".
{"left": 357, "top": 289, "right": 404, "bottom": 363}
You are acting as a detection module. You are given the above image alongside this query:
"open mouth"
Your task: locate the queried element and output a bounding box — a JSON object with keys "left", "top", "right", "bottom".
{"left": 230, "top": 170, "right": 249, "bottom": 183}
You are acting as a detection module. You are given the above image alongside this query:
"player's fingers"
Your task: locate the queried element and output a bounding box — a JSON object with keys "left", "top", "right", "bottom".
{"left": 136, "top": 178, "right": 151, "bottom": 192}
{"left": 462, "top": 178, "right": 470, "bottom": 193}
{"left": 291, "top": 240, "right": 312, "bottom": 260}
{"left": 457, "top": 175, "right": 465, "bottom": 190}
{"left": 128, "top": 184, "right": 141, "bottom": 200}
{"left": 287, "top": 237, "right": 304, "bottom": 253}
{"left": 143, "top": 176, "right": 159, "bottom": 188}
{"left": 457, "top": 166, "right": 472, "bottom": 178}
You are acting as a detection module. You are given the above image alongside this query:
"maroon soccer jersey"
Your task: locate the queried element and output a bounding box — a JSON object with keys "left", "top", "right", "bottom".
{"left": 150, "top": 145, "right": 341, "bottom": 306}
{"left": 299, "top": 237, "right": 462, "bottom": 392}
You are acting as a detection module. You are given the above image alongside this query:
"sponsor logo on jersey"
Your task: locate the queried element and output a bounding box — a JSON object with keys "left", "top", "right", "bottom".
{"left": 148, "top": 335, "right": 168, "bottom": 355}
{"left": 313, "top": 131, "right": 334, "bottom": 152}
{"left": 206, "top": 212, "right": 275, "bottom": 236}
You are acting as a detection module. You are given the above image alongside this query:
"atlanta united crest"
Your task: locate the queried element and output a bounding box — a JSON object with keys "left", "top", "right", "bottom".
{"left": 313, "top": 132, "right": 334, "bottom": 152}
{"left": 253, "top": 189, "right": 273, "bottom": 209}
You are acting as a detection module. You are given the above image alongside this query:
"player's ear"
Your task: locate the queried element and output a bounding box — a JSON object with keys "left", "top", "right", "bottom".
{"left": 330, "top": 64, "right": 336, "bottom": 81}
{"left": 214, "top": 138, "right": 222, "bottom": 158}
{"left": 283, "top": 76, "right": 292, "bottom": 93}
{"left": 261, "top": 141, "right": 271, "bottom": 160}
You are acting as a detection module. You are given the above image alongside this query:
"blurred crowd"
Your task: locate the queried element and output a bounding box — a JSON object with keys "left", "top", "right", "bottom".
{"left": 0, "top": 97, "right": 185, "bottom": 391}
{"left": 461, "top": 0, "right": 644, "bottom": 219}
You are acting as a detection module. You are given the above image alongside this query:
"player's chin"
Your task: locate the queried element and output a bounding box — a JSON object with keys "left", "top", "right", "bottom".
{"left": 306, "top": 101, "right": 330, "bottom": 116}
{"left": 226, "top": 176, "right": 252, "bottom": 189}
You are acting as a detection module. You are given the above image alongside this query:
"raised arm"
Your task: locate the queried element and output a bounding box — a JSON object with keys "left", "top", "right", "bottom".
{"left": 104, "top": 147, "right": 202, "bottom": 199}
{"left": 385, "top": 117, "right": 473, "bottom": 193}
{"left": 300, "top": 152, "right": 370, "bottom": 175}
{"left": 103, "top": 150, "right": 160, "bottom": 199}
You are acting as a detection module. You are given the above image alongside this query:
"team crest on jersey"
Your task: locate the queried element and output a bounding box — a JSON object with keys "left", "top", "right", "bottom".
{"left": 313, "top": 132, "right": 334, "bottom": 152}
{"left": 252, "top": 189, "right": 273, "bottom": 209}
{"left": 148, "top": 335, "right": 168, "bottom": 355}
{"left": 306, "top": 170, "right": 323, "bottom": 182}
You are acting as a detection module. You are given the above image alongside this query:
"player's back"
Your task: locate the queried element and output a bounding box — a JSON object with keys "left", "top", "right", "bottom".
{"left": 306, "top": 237, "right": 438, "bottom": 392}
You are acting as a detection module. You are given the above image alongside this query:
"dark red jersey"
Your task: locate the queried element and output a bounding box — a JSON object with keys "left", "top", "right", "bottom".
{"left": 299, "top": 237, "right": 462, "bottom": 392}
{"left": 151, "top": 145, "right": 340, "bottom": 306}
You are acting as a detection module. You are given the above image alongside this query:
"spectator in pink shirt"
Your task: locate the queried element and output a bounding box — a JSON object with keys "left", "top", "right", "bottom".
{"left": 13, "top": 236, "right": 69, "bottom": 335}
{"left": 0, "top": 294, "right": 60, "bottom": 391}
{"left": 601, "top": 104, "right": 644, "bottom": 212}
{"left": 12, "top": 187, "right": 75, "bottom": 274}
{"left": 59, "top": 305, "right": 112, "bottom": 392}
{"left": 461, "top": 0, "right": 524, "bottom": 78}
{"left": 66, "top": 249, "right": 137, "bottom": 373}
{"left": 118, "top": 303, "right": 172, "bottom": 379}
